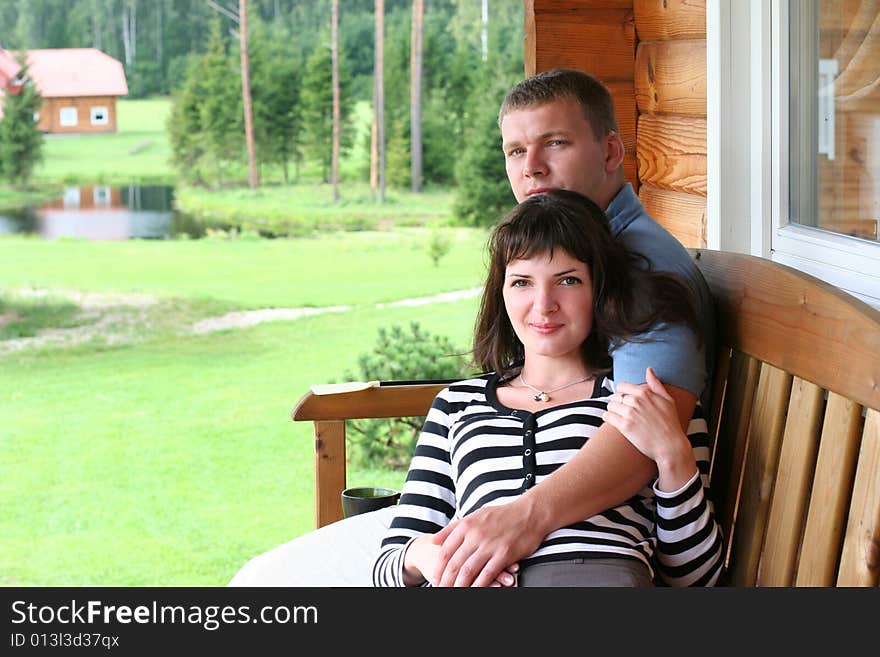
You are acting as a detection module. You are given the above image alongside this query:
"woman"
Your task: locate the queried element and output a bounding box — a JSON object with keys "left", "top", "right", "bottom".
{"left": 372, "top": 190, "right": 723, "bottom": 587}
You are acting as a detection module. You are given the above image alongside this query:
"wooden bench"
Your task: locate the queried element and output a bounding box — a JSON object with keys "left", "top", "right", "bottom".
{"left": 293, "top": 249, "right": 880, "bottom": 586}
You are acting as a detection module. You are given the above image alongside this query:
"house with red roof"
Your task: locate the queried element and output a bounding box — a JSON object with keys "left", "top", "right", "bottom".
{"left": 0, "top": 48, "right": 128, "bottom": 134}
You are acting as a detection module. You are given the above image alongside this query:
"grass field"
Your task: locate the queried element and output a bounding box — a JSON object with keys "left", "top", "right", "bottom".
{"left": 0, "top": 229, "right": 486, "bottom": 308}
{"left": 176, "top": 183, "right": 456, "bottom": 234}
{"left": 0, "top": 230, "right": 487, "bottom": 585}
{"left": 34, "top": 98, "right": 175, "bottom": 186}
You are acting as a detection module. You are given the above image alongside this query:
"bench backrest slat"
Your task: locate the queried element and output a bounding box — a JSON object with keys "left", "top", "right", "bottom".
{"left": 797, "top": 393, "right": 863, "bottom": 585}
{"left": 726, "top": 364, "right": 791, "bottom": 586}
{"left": 837, "top": 409, "right": 880, "bottom": 585}
{"left": 709, "top": 349, "right": 760, "bottom": 573}
{"left": 758, "top": 378, "right": 825, "bottom": 585}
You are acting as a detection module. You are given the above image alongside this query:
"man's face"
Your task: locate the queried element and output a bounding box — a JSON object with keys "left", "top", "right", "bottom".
{"left": 500, "top": 98, "right": 618, "bottom": 207}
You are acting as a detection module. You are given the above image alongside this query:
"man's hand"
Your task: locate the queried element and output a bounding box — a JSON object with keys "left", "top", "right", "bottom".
{"left": 405, "top": 534, "right": 519, "bottom": 587}
{"left": 427, "top": 379, "right": 696, "bottom": 587}
{"left": 430, "top": 497, "right": 544, "bottom": 587}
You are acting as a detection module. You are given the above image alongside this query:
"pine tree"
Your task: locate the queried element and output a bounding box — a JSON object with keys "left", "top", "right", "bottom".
{"left": 300, "top": 31, "right": 354, "bottom": 183}
{"left": 167, "top": 55, "right": 207, "bottom": 185}
{"left": 453, "top": 81, "right": 516, "bottom": 227}
{"left": 0, "top": 65, "right": 44, "bottom": 190}
{"left": 250, "top": 22, "right": 303, "bottom": 184}
{"left": 199, "top": 17, "right": 243, "bottom": 186}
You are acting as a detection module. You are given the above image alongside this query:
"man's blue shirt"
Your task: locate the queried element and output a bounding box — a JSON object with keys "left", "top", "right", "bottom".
{"left": 605, "top": 184, "right": 715, "bottom": 408}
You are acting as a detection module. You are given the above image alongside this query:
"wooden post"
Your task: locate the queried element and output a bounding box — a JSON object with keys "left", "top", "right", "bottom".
{"left": 313, "top": 420, "right": 346, "bottom": 528}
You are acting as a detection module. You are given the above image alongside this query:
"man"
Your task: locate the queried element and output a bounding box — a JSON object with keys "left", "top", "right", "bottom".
{"left": 427, "top": 68, "right": 714, "bottom": 587}
{"left": 229, "top": 69, "right": 714, "bottom": 588}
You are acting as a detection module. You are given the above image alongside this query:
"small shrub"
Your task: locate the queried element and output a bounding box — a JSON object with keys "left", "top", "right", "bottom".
{"left": 427, "top": 229, "right": 452, "bottom": 267}
{"left": 345, "top": 322, "right": 471, "bottom": 469}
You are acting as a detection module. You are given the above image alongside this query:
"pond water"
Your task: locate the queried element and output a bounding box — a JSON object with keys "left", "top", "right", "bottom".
{"left": 0, "top": 185, "right": 207, "bottom": 240}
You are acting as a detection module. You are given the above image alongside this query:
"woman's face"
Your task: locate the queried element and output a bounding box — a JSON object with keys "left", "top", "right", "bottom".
{"left": 502, "top": 248, "right": 594, "bottom": 363}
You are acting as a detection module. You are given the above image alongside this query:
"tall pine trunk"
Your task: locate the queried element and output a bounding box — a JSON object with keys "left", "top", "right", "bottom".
{"left": 121, "top": 2, "right": 136, "bottom": 66}
{"left": 410, "top": 0, "right": 423, "bottom": 193}
{"left": 331, "top": 0, "right": 340, "bottom": 203}
{"left": 371, "top": 0, "right": 385, "bottom": 202}
{"left": 481, "top": 0, "right": 489, "bottom": 62}
{"left": 239, "top": 0, "right": 259, "bottom": 189}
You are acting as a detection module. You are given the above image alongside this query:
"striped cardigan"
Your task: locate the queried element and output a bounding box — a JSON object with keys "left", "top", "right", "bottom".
{"left": 372, "top": 373, "right": 723, "bottom": 587}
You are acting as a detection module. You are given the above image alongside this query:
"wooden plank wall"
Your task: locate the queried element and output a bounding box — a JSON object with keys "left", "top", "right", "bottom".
{"left": 524, "top": 0, "right": 639, "bottom": 187}
{"left": 38, "top": 96, "right": 118, "bottom": 134}
{"left": 633, "top": 0, "right": 707, "bottom": 247}
{"left": 525, "top": 0, "right": 708, "bottom": 248}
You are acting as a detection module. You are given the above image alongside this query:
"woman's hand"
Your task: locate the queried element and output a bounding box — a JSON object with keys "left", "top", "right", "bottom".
{"left": 602, "top": 367, "right": 698, "bottom": 492}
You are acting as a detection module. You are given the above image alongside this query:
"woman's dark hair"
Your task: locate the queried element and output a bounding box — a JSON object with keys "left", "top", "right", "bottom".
{"left": 472, "top": 189, "right": 701, "bottom": 377}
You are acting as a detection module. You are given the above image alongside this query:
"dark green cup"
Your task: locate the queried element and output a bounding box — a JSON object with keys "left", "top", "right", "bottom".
{"left": 341, "top": 486, "right": 401, "bottom": 518}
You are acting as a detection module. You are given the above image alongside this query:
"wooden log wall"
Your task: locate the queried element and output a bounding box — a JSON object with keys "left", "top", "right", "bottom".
{"left": 37, "top": 96, "right": 118, "bottom": 134}
{"left": 524, "top": 0, "right": 639, "bottom": 187}
{"left": 525, "top": 0, "right": 708, "bottom": 248}
{"left": 633, "top": 0, "right": 707, "bottom": 247}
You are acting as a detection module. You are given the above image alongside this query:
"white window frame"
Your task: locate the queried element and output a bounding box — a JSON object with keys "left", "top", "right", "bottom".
{"left": 93, "top": 186, "right": 111, "bottom": 207}
{"left": 90, "top": 105, "right": 109, "bottom": 126}
{"left": 63, "top": 187, "right": 81, "bottom": 208}
{"left": 707, "top": 0, "right": 880, "bottom": 308}
{"left": 59, "top": 106, "right": 78, "bottom": 127}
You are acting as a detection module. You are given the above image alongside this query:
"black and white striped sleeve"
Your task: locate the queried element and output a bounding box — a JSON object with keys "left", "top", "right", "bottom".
{"left": 371, "top": 390, "right": 458, "bottom": 587}
{"left": 653, "top": 409, "right": 724, "bottom": 587}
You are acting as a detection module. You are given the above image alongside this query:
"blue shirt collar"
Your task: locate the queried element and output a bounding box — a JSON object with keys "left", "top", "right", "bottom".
{"left": 605, "top": 183, "right": 642, "bottom": 236}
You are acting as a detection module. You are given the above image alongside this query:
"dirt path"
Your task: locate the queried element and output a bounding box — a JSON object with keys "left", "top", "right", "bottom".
{"left": 1, "top": 286, "right": 482, "bottom": 352}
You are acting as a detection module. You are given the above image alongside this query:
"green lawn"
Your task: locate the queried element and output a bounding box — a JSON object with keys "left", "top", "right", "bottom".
{"left": 34, "top": 98, "right": 175, "bottom": 186}
{"left": 175, "top": 183, "right": 457, "bottom": 234}
{"left": 0, "top": 229, "right": 486, "bottom": 308}
{"left": 0, "top": 231, "right": 486, "bottom": 585}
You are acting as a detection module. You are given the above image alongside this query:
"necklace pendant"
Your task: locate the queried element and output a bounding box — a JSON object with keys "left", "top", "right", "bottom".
{"left": 534, "top": 392, "right": 550, "bottom": 402}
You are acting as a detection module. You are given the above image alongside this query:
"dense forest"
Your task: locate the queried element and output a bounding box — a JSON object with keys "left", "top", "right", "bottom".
{"left": 1, "top": 0, "right": 526, "bottom": 224}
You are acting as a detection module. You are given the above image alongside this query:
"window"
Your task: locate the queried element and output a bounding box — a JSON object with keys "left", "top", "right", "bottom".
{"left": 777, "top": 0, "right": 879, "bottom": 305}
{"left": 90, "top": 106, "right": 108, "bottom": 125}
{"left": 788, "top": 2, "right": 877, "bottom": 244}
{"left": 93, "top": 187, "right": 111, "bottom": 207}
{"left": 708, "top": 0, "right": 879, "bottom": 307}
{"left": 63, "top": 187, "right": 81, "bottom": 209}
{"left": 59, "top": 107, "right": 78, "bottom": 127}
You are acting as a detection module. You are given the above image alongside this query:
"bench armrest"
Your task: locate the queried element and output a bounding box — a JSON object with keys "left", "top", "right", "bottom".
{"left": 293, "top": 381, "right": 449, "bottom": 527}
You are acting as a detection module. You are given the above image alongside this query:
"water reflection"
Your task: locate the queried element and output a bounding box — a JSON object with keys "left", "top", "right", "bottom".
{"left": 0, "top": 185, "right": 206, "bottom": 240}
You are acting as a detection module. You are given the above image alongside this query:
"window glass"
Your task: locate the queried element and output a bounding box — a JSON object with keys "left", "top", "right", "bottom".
{"left": 62, "top": 188, "right": 80, "bottom": 208}
{"left": 59, "top": 107, "right": 78, "bottom": 127}
{"left": 789, "top": 0, "right": 878, "bottom": 244}
{"left": 90, "top": 106, "right": 108, "bottom": 125}
{"left": 93, "top": 187, "right": 111, "bottom": 207}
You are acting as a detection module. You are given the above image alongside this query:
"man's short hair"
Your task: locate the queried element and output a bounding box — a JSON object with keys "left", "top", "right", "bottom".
{"left": 498, "top": 68, "right": 619, "bottom": 140}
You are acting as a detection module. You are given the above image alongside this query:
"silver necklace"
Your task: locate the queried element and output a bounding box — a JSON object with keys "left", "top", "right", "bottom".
{"left": 519, "top": 373, "right": 591, "bottom": 402}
